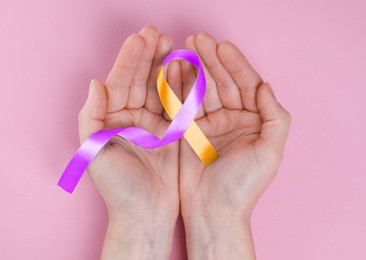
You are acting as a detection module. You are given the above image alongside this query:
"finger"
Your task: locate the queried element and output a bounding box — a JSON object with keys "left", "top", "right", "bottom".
{"left": 127, "top": 25, "right": 160, "bottom": 109}
{"left": 180, "top": 59, "right": 205, "bottom": 119}
{"left": 78, "top": 79, "right": 107, "bottom": 144}
{"left": 195, "top": 33, "right": 243, "bottom": 110}
{"left": 256, "top": 83, "right": 291, "bottom": 158}
{"left": 163, "top": 60, "right": 182, "bottom": 121}
{"left": 145, "top": 33, "right": 173, "bottom": 114}
{"left": 217, "top": 41, "right": 263, "bottom": 112}
{"left": 167, "top": 60, "right": 182, "bottom": 100}
{"left": 185, "top": 35, "right": 222, "bottom": 114}
{"left": 105, "top": 34, "right": 144, "bottom": 113}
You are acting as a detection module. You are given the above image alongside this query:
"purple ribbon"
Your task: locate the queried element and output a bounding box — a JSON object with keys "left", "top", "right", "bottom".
{"left": 58, "top": 50, "right": 205, "bottom": 193}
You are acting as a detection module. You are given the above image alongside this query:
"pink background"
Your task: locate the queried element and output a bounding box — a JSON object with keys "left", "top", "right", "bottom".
{"left": 1, "top": 0, "right": 365, "bottom": 259}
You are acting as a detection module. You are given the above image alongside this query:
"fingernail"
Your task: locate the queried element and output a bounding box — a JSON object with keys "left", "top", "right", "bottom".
{"left": 88, "top": 79, "right": 95, "bottom": 97}
{"left": 267, "top": 83, "right": 276, "bottom": 99}
{"left": 89, "top": 79, "right": 96, "bottom": 88}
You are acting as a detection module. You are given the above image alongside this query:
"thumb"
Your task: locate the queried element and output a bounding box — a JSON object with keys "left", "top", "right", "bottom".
{"left": 256, "top": 83, "right": 291, "bottom": 157}
{"left": 78, "top": 79, "right": 107, "bottom": 144}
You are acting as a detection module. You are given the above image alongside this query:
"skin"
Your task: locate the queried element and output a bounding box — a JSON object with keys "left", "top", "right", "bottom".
{"left": 179, "top": 33, "right": 291, "bottom": 259}
{"left": 78, "top": 25, "right": 291, "bottom": 259}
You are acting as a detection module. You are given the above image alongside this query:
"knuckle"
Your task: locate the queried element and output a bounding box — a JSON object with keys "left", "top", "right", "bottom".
{"left": 278, "top": 106, "right": 291, "bottom": 125}
{"left": 78, "top": 110, "right": 86, "bottom": 122}
{"left": 283, "top": 110, "right": 292, "bottom": 124}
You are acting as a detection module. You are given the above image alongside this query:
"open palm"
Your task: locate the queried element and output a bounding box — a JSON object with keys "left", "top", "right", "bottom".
{"left": 178, "top": 33, "right": 291, "bottom": 220}
{"left": 78, "top": 26, "right": 179, "bottom": 220}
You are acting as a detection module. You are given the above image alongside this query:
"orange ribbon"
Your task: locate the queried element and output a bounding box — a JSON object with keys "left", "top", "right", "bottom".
{"left": 157, "top": 68, "right": 218, "bottom": 165}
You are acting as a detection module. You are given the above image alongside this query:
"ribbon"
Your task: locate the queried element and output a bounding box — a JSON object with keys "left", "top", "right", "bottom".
{"left": 58, "top": 50, "right": 218, "bottom": 193}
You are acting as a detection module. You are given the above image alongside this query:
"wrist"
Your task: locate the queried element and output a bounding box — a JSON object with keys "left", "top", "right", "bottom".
{"left": 101, "top": 213, "right": 177, "bottom": 260}
{"left": 183, "top": 216, "right": 256, "bottom": 260}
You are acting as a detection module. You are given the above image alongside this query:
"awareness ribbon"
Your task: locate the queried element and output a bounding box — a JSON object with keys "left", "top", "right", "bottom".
{"left": 58, "top": 50, "right": 218, "bottom": 193}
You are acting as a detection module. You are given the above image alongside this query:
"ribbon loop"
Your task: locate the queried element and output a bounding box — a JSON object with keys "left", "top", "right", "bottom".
{"left": 58, "top": 50, "right": 218, "bottom": 193}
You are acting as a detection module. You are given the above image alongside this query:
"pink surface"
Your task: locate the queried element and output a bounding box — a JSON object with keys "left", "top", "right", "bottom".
{"left": 1, "top": 0, "right": 365, "bottom": 259}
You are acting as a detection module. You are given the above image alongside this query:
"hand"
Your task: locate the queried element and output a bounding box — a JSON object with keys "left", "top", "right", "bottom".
{"left": 178, "top": 33, "right": 291, "bottom": 259}
{"left": 78, "top": 25, "right": 179, "bottom": 259}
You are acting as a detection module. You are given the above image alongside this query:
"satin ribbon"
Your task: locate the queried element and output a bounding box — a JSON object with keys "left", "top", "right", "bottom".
{"left": 58, "top": 50, "right": 218, "bottom": 193}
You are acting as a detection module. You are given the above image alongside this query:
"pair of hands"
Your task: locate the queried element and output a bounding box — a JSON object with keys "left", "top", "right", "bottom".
{"left": 78, "top": 25, "right": 290, "bottom": 259}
